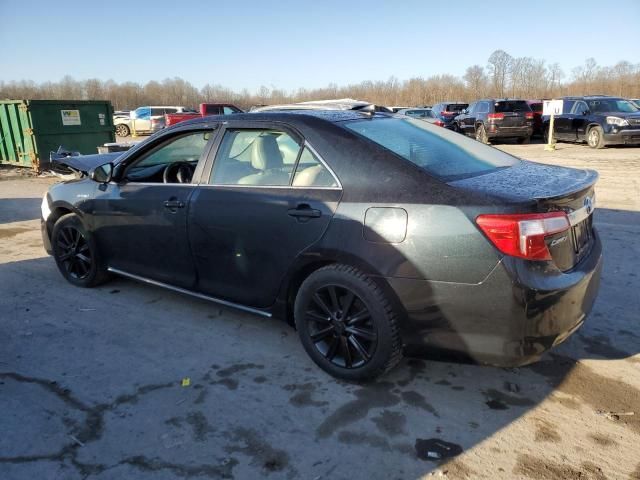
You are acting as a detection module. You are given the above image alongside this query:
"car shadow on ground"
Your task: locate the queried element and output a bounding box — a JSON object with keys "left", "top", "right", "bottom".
{"left": 0, "top": 208, "right": 638, "bottom": 479}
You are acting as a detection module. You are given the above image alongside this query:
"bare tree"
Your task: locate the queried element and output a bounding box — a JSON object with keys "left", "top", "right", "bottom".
{"left": 487, "top": 50, "right": 512, "bottom": 97}
{"left": 463, "top": 65, "right": 488, "bottom": 99}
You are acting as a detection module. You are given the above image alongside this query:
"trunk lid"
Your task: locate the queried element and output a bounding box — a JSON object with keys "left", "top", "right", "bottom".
{"left": 451, "top": 161, "right": 598, "bottom": 270}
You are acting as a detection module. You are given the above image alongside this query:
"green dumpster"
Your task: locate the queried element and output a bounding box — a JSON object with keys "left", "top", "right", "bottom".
{"left": 0, "top": 99, "right": 115, "bottom": 170}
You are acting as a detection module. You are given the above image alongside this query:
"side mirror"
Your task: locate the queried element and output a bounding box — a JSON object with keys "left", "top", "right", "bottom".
{"left": 582, "top": 110, "right": 590, "bottom": 115}
{"left": 461, "top": 109, "right": 468, "bottom": 114}
{"left": 90, "top": 162, "right": 113, "bottom": 183}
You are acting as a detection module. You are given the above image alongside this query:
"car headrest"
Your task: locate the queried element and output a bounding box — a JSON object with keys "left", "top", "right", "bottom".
{"left": 251, "top": 135, "right": 283, "bottom": 171}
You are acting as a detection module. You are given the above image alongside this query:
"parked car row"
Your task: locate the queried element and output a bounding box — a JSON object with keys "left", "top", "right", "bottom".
{"left": 114, "top": 104, "right": 243, "bottom": 137}
{"left": 396, "top": 95, "right": 640, "bottom": 149}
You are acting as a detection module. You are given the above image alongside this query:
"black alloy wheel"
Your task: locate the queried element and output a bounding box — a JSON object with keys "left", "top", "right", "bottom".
{"left": 52, "top": 213, "right": 109, "bottom": 287}
{"left": 294, "top": 264, "right": 402, "bottom": 381}
{"left": 305, "top": 284, "right": 377, "bottom": 369}
{"left": 56, "top": 225, "right": 92, "bottom": 279}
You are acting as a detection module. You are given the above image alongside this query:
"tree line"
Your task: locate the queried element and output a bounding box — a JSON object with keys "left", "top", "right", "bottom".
{"left": 1, "top": 50, "right": 639, "bottom": 111}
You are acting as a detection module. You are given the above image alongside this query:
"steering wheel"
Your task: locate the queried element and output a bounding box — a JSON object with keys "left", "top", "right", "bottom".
{"left": 163, "top": 161, "right": 195, "bottom": 184}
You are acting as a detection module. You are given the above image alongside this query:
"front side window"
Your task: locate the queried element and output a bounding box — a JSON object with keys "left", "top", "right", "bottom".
{"left": 344, "top": 117, "right": 519, "bottom": 181}
{"left": 223, "top": 106, "right": 239, "bottom": 115}
{"left": 292, "top": 147, "right": 338, "bottom": 188}
{"left": 572, "top": 101, "right": 589, "bottom": 115}
{"left": 210, "top": 130, "right": 299, "bottom": 186}
{"left": 135, "top": 131, "right": 210, "bottom": 168}
{"left": 588, "top": 99, "right": 638, "bottom": 113}
{"left": 476, "top": 102, "right": 490, "bottom": 114}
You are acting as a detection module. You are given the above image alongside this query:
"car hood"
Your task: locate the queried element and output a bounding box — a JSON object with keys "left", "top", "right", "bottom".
{"left": 52, "top": 152, "right": 124, "bottom": 174}
{"left": 449, "top": 160, "right": 598, "bottom": 202}
{"left": 595, "top": 111, "right": 640, "bottom": 118}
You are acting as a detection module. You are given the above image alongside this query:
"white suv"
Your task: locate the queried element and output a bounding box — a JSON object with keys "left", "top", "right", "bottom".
{"left": 114, "top": 106, "right": 196, "bottom": 137}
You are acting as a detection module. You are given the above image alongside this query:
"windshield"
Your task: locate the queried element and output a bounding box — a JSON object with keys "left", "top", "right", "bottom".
{"left": 344, "top": 117, "right": 519, "bottom": 181}
{"left": 588, "top": 99, "right": 638, "bottom": 113}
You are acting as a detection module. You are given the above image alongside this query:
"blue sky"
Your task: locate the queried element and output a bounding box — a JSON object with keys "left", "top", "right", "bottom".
{"left": 1, "top": 0, "right": 638, "bottom": 91}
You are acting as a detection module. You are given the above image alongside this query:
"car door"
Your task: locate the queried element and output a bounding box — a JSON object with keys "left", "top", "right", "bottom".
{"left": 572, "top": 100, "right": 590, "bottom": 141}
{"left": 188, "top": 123, "right": 342, "bottom": 308}
{"left": 91, "top": 127, "right": 217, "bottom": 288}
{"left": 552, "top": 100, "right": 575, "bottom": 140}
{"left": 132, "top": 106, "right": 151, "bottom": 133}
{"left": 460, "top": 103, "right": 477, "bottom": 136}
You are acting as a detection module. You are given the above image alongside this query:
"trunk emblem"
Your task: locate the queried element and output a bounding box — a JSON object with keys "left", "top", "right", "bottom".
{"left": 584, "top": 196, "right": 593, "bottom": 214}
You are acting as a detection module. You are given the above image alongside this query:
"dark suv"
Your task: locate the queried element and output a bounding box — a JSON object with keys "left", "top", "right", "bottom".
{"left": 431, "top": 102, "right": 468, "bottom": 130}
{"left": 542, "top": 96, "right": 640, "bottom": 149}
{"left": 454, "top": 99, "right": 533, "bottom": 144}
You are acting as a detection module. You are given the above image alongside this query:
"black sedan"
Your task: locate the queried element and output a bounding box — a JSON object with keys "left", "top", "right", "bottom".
{"left": 42, "top": 111, "right": 602, "bottom": 380}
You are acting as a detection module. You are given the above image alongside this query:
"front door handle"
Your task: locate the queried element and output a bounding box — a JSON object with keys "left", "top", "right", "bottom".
{"left": 288, "top": 204, "right": 321, "bottom": 219}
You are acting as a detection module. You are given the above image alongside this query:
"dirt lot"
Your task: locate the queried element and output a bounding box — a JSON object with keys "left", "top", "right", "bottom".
{"left": 1, "top": 141, "right": 639, "bottom": 480}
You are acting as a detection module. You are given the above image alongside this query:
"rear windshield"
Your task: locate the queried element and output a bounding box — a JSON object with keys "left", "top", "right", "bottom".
{"left": 444, "top": 104, "right": 468, "bottom": 112}
{"left": 494, "top": 101, "right": 531, "bottom": 113}
{"left": 529, "top": 103, "right": 543, "bottom": 112}
{"left": 344, "top": 117, "right": 519, "bottom": 181}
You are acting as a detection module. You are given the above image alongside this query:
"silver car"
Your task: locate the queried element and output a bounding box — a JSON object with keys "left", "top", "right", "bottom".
{"left": 114, "top": 106, "right": 196, "bottom": 137}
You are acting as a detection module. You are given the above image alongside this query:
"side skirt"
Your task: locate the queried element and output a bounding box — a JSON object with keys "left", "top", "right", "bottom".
{"left": 106, "top": 267, "right": 272, "bottom": 318}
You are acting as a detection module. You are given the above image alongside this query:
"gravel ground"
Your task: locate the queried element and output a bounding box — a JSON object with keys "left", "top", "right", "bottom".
{"left": 1, "top": 141, "right": 639, "bottom": 480}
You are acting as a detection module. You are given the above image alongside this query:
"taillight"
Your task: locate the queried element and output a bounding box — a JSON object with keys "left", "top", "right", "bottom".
{"left": 476, "top": 212, "right": 570, "bottom": 260}
{"left": 487, "top": 113, "right": 504, "bottom": 120}
{"left": 434, "top": 120, "right": 445, "bottom": 127}
{"left": 525, "top": 112, "right": 534, "bottom": 119}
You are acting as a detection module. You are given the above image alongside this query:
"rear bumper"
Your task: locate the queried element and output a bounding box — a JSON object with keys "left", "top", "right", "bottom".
{"left": 487, "top": 125, "right": 533, "bottom": 138}
{"left": 387, "top": 229, "right": 602, "bottom": 366}
{"left": 603, "top": 130, "right": 640, "bottom": 145}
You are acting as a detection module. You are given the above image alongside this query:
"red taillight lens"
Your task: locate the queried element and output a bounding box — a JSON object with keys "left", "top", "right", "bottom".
{"left": 476, "top": 212, "right": 570, "bottom": 260}
{"left": 525, "top": 112, "right": 534, "bottom": 119}
{"left": 434, "top": 120, "right": 445, "bottom": 127}
{"left": 487, "top": 113, "right": 504, "bottom": 120}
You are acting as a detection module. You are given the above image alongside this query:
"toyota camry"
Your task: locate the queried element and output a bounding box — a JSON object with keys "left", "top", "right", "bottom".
{"left": 42, "top": 110, "right": 602, "bottom": 380}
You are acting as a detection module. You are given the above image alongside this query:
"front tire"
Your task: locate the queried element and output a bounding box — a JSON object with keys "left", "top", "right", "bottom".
{"left": 294, "top": 264, "right": 402, "bottom": 381}
{"left": 52, "top": 213, "right": 109, "bottom": 288}
{"left": 587, "top": 126, "right": 605, "bottom": 149}
{"left": 475, "top": 124, "right": 488, "bottom": 144}
{"left": 115, "top": 124, "right": 130, "bottom": 137}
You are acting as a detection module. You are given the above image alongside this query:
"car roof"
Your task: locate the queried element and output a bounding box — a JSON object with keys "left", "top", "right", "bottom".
{"left": 560, "top": 95, "right": 623, "bottom": 100}
{"left": 175, "top": 110, "right": 392, "bottom": 128}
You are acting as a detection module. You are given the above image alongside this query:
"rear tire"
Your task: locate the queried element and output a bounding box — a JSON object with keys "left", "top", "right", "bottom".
{"left": 52, "top": 213, "right": 109, "bottom": 288}
{"left": 587, "top": 126, "right": 605, "bottom": 149}
{"left": 475, "top": 124, "right": 488, "bottom": 144}
{"left": 115, "top": 124, "right": 130, "bottom": 137}
{"left": 294, "top": 264, "right": 402, "bottom": 381}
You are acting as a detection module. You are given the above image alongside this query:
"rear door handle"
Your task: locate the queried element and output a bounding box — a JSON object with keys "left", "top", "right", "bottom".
{"left": 288, "top": 204, "right": 321, "bottom": 218}
{"left": 164, "top": 199, "right": 185, "bottom": 209}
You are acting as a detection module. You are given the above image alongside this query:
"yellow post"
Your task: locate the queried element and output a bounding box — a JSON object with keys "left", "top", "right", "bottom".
{"left": 131, "top": 118, "right": 137, "bottom": 138}
{"left": 544, "top": 112, "right": 556, "bottom": 151}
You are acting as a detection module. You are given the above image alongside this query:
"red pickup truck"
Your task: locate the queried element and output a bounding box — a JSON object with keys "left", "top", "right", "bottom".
{"left": 164, "top": 103, "right": 243, "bottom": 127}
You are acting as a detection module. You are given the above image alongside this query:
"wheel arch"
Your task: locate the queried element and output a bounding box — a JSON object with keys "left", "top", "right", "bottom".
{"left": 278, "top": 251, "right": 408, "bottom": 328}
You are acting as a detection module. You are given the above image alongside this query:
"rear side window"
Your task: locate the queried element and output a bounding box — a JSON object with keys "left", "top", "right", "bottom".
{"left": 292, "top": 147, "right": 338, "bottom": 188}
{"left": 151, "top": 108, "right": 164, "bottom": 116}
{"left": 210, "top": 130, "right": 299, "bottom": 186}
{"left": 494, "top": 101, "right": 531, "bottom": 113}
{"left": 344, "top": 118, "right": 518, "bottom": 181}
